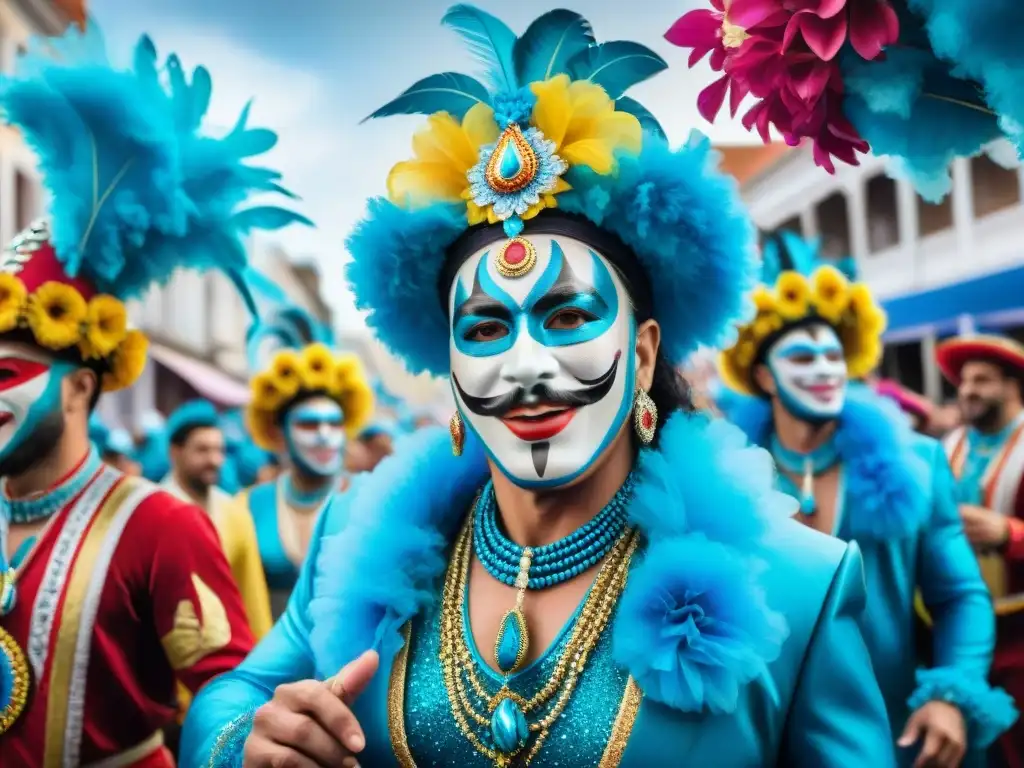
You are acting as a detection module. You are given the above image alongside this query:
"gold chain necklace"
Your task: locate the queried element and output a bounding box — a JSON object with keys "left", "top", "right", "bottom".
{"left": 439, "top": 513, "right": 637, "bottom": 767}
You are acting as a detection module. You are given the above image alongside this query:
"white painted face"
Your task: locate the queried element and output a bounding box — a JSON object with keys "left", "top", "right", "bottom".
{"left": 448, "top": 234, "right": 635, "bottom": 488}
{"left": 0, "top": 342, "right": 63, "bottom": 463}
{"left": 284, "top": 396, "right": 345, "bottom": 477}
{"left": 767, "top": 323, "right": 848, "bottom": 422}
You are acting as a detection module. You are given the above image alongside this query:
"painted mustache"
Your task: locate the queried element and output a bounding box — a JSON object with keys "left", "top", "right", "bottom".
{"left": 453, "top": 352, "right": 620, "bottom": 418}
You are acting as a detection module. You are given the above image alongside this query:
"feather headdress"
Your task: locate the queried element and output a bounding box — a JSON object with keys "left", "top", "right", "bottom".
{"left": 347, "top": 4, "right": 758, "bottom": 375}
{"left": 720, "top": 232, "right": 886, "bottom": 396}
{"left": 245, "top": 303, "right": 373, "bottom": 450}
{"left": 0, "top": 24, "right": 311, "bottom": 391}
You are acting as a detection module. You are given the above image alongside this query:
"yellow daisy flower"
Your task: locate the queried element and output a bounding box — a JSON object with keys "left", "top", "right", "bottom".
{"left": 300, "top": 343, "right": 336, "bottom": 392}
{"left": 80, "top": 295, "right": 128, "bottom": 360}
{"left": 251, "top": 371, "right": 287, "bottom": 412}
{"left": 774, "top": 272, "right": 811, "bottom": 321}
{"left": 270, "top": 350, "right": 303, "bottom": 400}
{"left": 0, "top": 274, "right": 27, "bottom": 333}
{"left": 26, "top": 282, "right": 88, "bottom": 350}
{"left": 103, "top": 329, "right": 148, "bottom": 392}
{"left": 811, "top": 266, "right": 850, "bottom": 324}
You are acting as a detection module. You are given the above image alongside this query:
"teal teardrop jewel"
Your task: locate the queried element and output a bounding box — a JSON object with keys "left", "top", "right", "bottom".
{"left": 490, "top": 696, "right": 529, "bottom": 754}
{"left": 494, "top": 608, "right": 529, "bottom": 674}
{"left": 498, "top": 141, "right": 522, "bottom": 180}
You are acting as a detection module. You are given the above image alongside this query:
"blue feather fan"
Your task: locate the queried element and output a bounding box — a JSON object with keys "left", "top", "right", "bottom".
{"left": 0, "top": 24, "right": 312, "bottom": 307}
{"left": 366, "top": 4, "right": 668, "bottom": 136}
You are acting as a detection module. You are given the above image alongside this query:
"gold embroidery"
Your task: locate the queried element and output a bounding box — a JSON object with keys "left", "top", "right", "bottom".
{"left": 388, "top": 622, "right": 417, "bottom": 768}
{"left": 45, "top": 477, "right": 136, "bottom": 768}
{"left": 161, "top": 573, "right": 231, "bottom": 670}
{"left": 597, "top": 677, "right": 643, "bottom": 768}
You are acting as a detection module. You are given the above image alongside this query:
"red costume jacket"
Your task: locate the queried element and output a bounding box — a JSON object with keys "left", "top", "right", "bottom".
{"left": 1, "top": 464, "right": 254, "bottom": 767}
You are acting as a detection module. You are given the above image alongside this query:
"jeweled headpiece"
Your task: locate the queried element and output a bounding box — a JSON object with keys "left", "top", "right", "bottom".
{"left": 667, "top": 0, "right": 1024, "bottom": 200}
{"left": 347, "top": 4, "right": 759, "bottom": 375}
{"left": 0, "top": 25, "right": 310, "bottom": 391}
{"left": 719, "top": 231, "right": 886, "bottom": 395}
{"left": 245, "top": 304, "right": 373, "bottom": 450}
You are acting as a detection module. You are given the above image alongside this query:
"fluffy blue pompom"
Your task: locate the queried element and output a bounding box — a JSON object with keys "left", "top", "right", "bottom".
{"left": 613, "top": 533, "right": 788, "bottom": 714}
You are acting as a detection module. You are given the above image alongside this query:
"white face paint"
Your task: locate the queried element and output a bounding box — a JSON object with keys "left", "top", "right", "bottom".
{"left": 0, "top": 343, "right": 60, "bottom": 463}
{"left": 448, "top": 234, "right": 635, "bottom": 488}
{"left": 284, "top": 396, "right": 345, "bottom": 478}
{"left": 767, "top": 323, "right": 848, "bottom": 422}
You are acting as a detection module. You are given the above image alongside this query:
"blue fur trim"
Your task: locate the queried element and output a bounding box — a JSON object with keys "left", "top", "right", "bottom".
{"left": 345, "top": 135, "right": 756, "bottom": 375}
{"left": 727, "top": 384, "right": 930, "bottom": 539}
{"left": 908, "top": 666, "right": 1018, "bottom": 747}
{"left": 0, "top": 25, "right": 309, "bottom": 302}
{"left": 166, "top": 399, "right": 219, "bottom": 441}
{"left": 308, "top": 410, "right": 791, "bottom": 715}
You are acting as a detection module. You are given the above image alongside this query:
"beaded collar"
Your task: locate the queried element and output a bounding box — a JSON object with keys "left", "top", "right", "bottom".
{"left": 281, "top": 472, "right": 336, "bottom": 510}
{"left": 0, "top": 446, "right": 102, "bottom": 525}
{"left": 768, "top": 432, "right": 839, "bottom": 517}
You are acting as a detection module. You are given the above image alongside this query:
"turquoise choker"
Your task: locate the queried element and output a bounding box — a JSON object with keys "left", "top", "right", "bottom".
{"left": 281, "top": 472, "right": 335, "bottom": 510}
{"left": 769, "top": 433, "right": 840, "bottom": 516}
{"left": 473, "top": 474, "right": 633, "bottom": 677}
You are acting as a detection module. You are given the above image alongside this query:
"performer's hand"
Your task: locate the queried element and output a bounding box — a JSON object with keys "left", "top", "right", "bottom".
{"left": 959, "top": 504, "right": 1009, "bottom": 549}
{"left": 898, "top": 700, "right": 967, "bottom": 768}
{"left": 243, "top": 649, "right": 379, "bottom": 768}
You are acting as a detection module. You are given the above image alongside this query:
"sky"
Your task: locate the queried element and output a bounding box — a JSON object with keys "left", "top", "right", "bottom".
{"left": 89, "top": 0, "right": 758, "bottom": 332}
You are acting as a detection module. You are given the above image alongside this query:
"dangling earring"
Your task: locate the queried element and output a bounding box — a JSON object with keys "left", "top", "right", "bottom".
{"left": 633, "top": 387, "right": 658, "bottom": 445}
{"left": 450, "top": 411, "right": 465, "bottom": 456}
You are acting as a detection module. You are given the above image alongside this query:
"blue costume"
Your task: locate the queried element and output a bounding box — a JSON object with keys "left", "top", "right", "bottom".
{"left": 719, "top": 233, "right": 1017, "bottom": 764}
{"left": 182, "top": 6, "right": 893, "bottom": 765}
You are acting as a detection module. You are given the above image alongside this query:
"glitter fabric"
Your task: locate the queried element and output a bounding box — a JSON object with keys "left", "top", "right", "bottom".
{"left": 403, "top": 578, "right": 630, "bottom": 766}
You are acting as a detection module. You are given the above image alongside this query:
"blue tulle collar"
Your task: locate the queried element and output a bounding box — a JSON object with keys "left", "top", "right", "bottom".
{"left": 308, "top": 410, "right": 795, "bottom": 715}
{"left": 726, "top": 384, "right": 930, "bottom": 539}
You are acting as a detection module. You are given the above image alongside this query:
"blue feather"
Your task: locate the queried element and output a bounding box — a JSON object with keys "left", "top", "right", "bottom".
{"left": 568, "top": 40, "right": 668, "bottom": 99}
{"left": 513, "top": 9, "right": 594, "bottom": 84}
{"left": 246, "top": 303, "right": 334, "bottom": 372}
{"left": 233, "top": 206, "right": 313, "bottom": 234}
{"left": 0, "top": 26, "right": 310, "bottom": 307}
{"left": 616, "top": 96, "right": 667, "bottom": 139}
{"left": 441, "top": 4, "right": 518, "bottom": 93}
{"left": 363, "top": 72, "right": 491, "bottom": 122}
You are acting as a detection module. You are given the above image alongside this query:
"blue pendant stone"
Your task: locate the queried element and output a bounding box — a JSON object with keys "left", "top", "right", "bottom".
{"left": 799, "top": 495, "right": 816, "bottom": 516}
{"left": 498, "top": 142, "right": 522, "bottom": 179}
{"left": 490, "top": 697, "right": 529, "bottom": 754}
{"left": 495, "top": 609, "right": 528, "bottom": 674}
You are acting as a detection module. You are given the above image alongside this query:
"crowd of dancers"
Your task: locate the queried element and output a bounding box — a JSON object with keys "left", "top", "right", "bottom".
{"left": 3, "top": 3, "right": 1024, "bottom": 767}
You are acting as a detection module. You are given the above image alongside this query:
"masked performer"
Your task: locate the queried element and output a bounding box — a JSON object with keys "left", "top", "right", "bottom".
{"left": 719, "top": 231, "right": 1016, "bottom": 766}
{"left": 0, "top": 24, "right": 310, "bottom": 766}
{"left": 181, "top": 7, "right": 895, "bottom": 766}
{"left": 161, "top": 400, "right": 273, "bottom": 641}
{"left": 241, "top": 305, "right": 373, "bottom": 617}
{"left": 937, "top": 334, "right": 1024, "bottom": 765}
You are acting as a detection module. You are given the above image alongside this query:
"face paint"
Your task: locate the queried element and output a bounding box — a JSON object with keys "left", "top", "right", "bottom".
{"left": 0, "top": 343, "right": 67, "bottom": 467}
{"left": 449, "top": 235, "right": 635, "bottom": 488}
{"left": 767, "top": 324, "right": 848, "bottom": 422}
{"left": 284, "top": 396, "right": 345, "bottom": 478}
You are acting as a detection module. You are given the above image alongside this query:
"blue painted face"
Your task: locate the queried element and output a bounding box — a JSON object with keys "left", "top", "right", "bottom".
{"left": 284, "top": 396, "right": 345, "bottom": 478}
{"left": 449, "top": 235, "right": 635, "bottom": 488}
{"left": 767, "top": 324, "right": 848, "bottom": 422}
{"left": 0, "top": 344, "right": 68, "bottom": 465}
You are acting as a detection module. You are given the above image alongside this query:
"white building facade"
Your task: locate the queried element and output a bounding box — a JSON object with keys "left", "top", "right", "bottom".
{"left": 742, "top": 140, "right": 1024, "bottom": 402}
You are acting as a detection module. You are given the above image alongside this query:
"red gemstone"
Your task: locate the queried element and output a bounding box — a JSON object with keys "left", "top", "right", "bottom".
{"left": 504, "top": 242, "right": 527, "bottom": 265}
{"left": 641, "top": 410, "right": 653, "bottom": 430}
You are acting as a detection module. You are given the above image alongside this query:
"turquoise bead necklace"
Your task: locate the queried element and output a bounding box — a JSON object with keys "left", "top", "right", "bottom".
{"left": 472, "top": 473, "right": 633, "bottom": 678}
{"left": 769, "top": 432, "right": 840, "bottom": 516}
{"left": 280, "top": 472, "right": 335, "bottom": 510}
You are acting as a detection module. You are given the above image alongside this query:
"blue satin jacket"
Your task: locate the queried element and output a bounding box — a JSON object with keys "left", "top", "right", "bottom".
{"left": 182, "top": 414, "right": 896, "bottom": 767}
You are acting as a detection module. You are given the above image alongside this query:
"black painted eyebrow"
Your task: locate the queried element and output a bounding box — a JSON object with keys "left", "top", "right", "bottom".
{"left": 455, "top": 295, "right": 513, "bottom": 323}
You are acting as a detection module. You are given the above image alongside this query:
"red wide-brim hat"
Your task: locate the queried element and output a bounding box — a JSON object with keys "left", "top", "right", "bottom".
{"left": 936, "top": 335, "right": 1024, "bottom": 385}
{"left": 874, "top": 379, "right": 933, "bottom": 420}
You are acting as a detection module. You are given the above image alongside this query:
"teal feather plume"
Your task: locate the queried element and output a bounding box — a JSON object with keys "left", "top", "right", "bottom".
{"left": 616, "top": 96, "right": 667, "bottom": 139}
{"left": 363, "top": 72, "right": 491, "bottom": 122}
{"left": 760, "top": 230, "right": 849, "bottom": 284}
{"left": 441, "top": 4, "right": 518, "bottom": 94}
{"left": 568, "top": 40, "right": 668, "bottom": 99}
{"left": 0, "top": 25, "right": 311, "bottom": 309}
{"left": 246, "top": 303, "right": 334, "bottom": 373}
{"left": 513, "top": 9, "right": 594, "bottom": 84}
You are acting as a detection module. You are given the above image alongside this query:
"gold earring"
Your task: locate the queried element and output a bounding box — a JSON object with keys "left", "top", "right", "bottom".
{"left": 633, "top": 387, "right": 658, "bottom": 445}
{"left": 450, "top": 411, "right": 465, "bottom": 456}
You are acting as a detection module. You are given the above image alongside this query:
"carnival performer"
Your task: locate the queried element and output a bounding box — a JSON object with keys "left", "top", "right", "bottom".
{"left": 241, "top": 304, "right": 373, "bottom": 617}
{"left": 162, "top": 399, "right": 273, "bottom": 641}
{"left": 666, "top": 1, "right": 1024, "bottom": 199}
{"left": 182, "top": 7, "right": 895, "bottom": 766}
{"left": 936, "top": 334, "right": 1024, "bottom": 766}
{"left": 719, "top": 231, "right": 1016, "bottom": 766}
{"left": 0, "top": 23, "right": 310, "bottom": 766}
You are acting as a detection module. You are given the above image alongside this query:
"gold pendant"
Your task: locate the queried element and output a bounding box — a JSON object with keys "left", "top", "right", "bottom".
{"left": 0, "top": 625, "right": 29, "bottom": 734}
{"left": 485, "top": 125, "right": 539, "bottom": 194}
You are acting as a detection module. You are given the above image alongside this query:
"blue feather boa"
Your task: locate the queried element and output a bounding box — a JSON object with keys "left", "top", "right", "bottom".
{"left": 725, "top": 385, "right": 930, "bottom": 539}
{"left": 308, "top": 410, "right": 792, "bottom": 715}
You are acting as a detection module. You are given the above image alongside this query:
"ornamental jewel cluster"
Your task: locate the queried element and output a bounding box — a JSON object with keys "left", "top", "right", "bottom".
{"left": 666, "top": 0, "right": 900, "bottom": 172}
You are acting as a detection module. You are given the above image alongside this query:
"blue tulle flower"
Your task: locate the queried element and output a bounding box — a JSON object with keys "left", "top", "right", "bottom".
{"left": 613, "top": 533, "right": 788, "bottom": 714}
